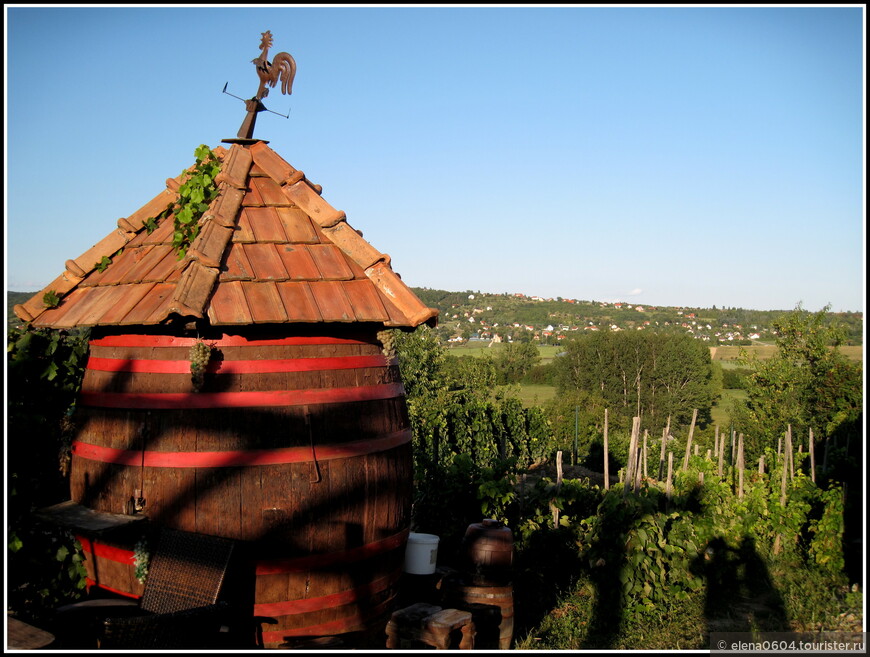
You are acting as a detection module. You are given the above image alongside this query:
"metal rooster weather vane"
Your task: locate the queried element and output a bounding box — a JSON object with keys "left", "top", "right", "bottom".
{"left": 224, "top": 31, "right": 297, "bottom": 140}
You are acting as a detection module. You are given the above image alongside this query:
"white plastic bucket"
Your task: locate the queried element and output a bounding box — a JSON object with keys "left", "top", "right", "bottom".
{"left": 404, "top": 532, "right": 440, "bottom": 575}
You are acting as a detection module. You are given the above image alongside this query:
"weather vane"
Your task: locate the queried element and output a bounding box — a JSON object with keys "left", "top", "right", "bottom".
{"left": 223, "top": 30, "right": 297, "bottom": 140}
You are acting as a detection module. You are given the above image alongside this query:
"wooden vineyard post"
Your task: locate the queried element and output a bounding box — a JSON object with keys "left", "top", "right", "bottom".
{"left": 758, "top": 453, "right": 765, "bottom": 475}
{"left": 550, "top": 451, "right": 563, "bottom": 528}
{"left": 665, "top": 452, "right": 674, "bottom": 501}
{"left": 775, "top": 439, "right": 789, "bottom": 555}
{"left": 603, "top": 409, "right": 610, "bottom": 490}
{"left": 737, "top": 433, "right": 745, "bottom": 498}
{"left": 633, "top": 444, "right": 643, "bottom": 492}
{"left": 623, "top": 417, "right": 640, "bottom": 496}
{"left": 642, "top": 430, "right": 649, "bottom": 480}
{"left": 785, "top": 425, "right": 795, "bottom": 482}
{"left": 779, "top": 443, "right": 789, "bottom": 507}
{"left": 731, "top": 429, "right": 736, "bottom": 467}
{"left": 657, "top": 416, "right": 669, "bottom": 481}
{"left": 717, "top": 430, "right": 725, "bottom": 477}
{"left": 682, "top": 409, "right": 698, "bottom": 471}
{"left": 809, "top": 428, "right": 816, "bottom": 484}
{"left": 706, "top": 449, "right": 711, "bottom": 461}
{"left": 713, "top": 425, "right": 718, "bottom": 458}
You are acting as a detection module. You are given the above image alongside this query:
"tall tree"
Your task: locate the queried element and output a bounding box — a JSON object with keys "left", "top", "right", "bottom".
{"left": 492, "top": 341, "right": 541, "bottom": 384}
{"left": 732, "top": 304, "right": 863, "bottom": 461}
{"left": 553, "top": 331, "right": 715, "bottom": 431}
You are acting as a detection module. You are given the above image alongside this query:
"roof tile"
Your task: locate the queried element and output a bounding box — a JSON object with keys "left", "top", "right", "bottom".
{"left": 123, "top": 187, "right": 176, "bottom": 232}
{"left": 206, "top": 280, "right": 252, "bottom": 324}
{"left": 142, "top": 247, "right": 183, "bottom": 282}
{"left": 275, "top": 207, "right": 320, "bottom": 243}
{"left": 342, "top": 279, "right": 391, "bottom": 322}
{"left": 188, "top": 221, "right": 234, "bottom": 268}
{"left": 119, "top": 282, "right": 175, "bottom": 325}
{"left": 17, "top": 140, "right": 438, "bottom": 330}
{"left": 243, "top": 243, "right": 289, "bottom": 280}
{"left": 233, "top": 209, "right": 257, "bottom": 243}
{"left": 220, "top": 242, "right": 256, "bottom": 280}
{"left": 276, "top": 244, "right": 321, "bottom": 281}
{"left": 141, "top": 214, "right": 177, "bottom": 245}
{"left": 251, "top": 176, "right": 293, "bottom": 207}
{"left": 32, "top": 287, "right": 100, "bottom": 328}
{"left": 207, "top": 185, "right": 246, "bottom": 228}
{"left": 308, "top": 244, "right": 355, "bottom": 280}
{"left": 242, "top": 179, "right": 265, "bottom": 206}
{"left": 309, "top": 280, "right": 355, "bottom": 322}
{"left": 214, "top": 144, "right": 253, "bottom": 190}
{"left": 275, "top": 281, "right": 322, "bottom": 322}
{"left": 170, "top": 263, "right": 219, "bottom": 318}
{"left": 97, "top": 283, "right": 159, "bottom": 325}
{"left": 245, "top": 207, "right": 288, "bottom": 242}
{"left": 240, "top": 281, "right": 290, "bottom": 323}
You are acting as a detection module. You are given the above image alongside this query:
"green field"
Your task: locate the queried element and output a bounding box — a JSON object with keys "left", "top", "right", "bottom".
{"left": 445, "top": 343, "right": 563, "bottom": 363}
{"left": 711, "top": 344, "right": 863, "bottom": 363}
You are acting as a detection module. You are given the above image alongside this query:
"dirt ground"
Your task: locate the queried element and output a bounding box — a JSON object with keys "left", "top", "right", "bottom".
{"left": 520, "top": 460, "right": 619, "bottom": 489}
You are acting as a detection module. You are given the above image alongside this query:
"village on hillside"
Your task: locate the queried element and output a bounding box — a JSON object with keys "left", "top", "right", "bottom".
{"left": 410, "top": 288, "right": 863, "bottom": 348}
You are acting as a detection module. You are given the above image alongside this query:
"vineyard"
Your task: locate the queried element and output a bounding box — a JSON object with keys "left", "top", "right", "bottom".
{"left": 5, "top": 304, "right": 864, "bottom": 649}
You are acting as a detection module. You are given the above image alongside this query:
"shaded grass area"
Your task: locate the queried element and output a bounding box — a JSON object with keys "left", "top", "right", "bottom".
{"left": 513, "top": 558, "right": 862, "bottom": 650}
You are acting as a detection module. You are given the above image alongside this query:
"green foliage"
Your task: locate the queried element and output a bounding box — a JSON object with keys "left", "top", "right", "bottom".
{"left": 732, "top": 305, "right": 863, "bottom": 462}
{"left": 42, "top": 290, "right": 61, "bottom": 309}
{"left": 95, "top": 254, "right": 112, "bottom": 272}
{"left": 7, "top": 325, "right": 91, "bottom": 622}
{"left": 554, "top": 331, "right": 716, "bottom": 433}
{"left": 722, "top": 366, "right": 752, "bottom": 389}
{"left": 146, "top": 144, "right": 222, "bottom": 258}
{"left": 492, "top": 341, "right": 542, "bottom": 384}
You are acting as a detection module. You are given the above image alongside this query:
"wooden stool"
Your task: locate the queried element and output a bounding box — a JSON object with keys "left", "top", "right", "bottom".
{"left": 385, "top": 602, "right": 475, "bottom": 650}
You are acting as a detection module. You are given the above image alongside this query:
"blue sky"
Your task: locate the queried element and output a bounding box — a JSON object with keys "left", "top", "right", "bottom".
{"left": 5, "top": 4, "right": 865, "bottom": 313}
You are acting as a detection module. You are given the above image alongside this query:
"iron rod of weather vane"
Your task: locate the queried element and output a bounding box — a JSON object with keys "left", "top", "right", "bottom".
{"left": 233, "top": 30, "right": 297, "bottom": 140}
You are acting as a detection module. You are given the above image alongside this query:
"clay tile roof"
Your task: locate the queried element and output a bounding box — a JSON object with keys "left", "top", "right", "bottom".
{"left": 15, "top": 142, "right": 438, "bottom": 330}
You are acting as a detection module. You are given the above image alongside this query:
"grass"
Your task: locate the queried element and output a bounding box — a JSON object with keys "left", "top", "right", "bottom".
{"left": 446, "top": 343, "right": 563, "bottom": 363}
{"left": 515, "top": 384, "right": 557, "bottom": 407}
{"left": 711, "top": 389, "right": 748, "bottom": 428}
{"left": 513, "top": 554, "right": 862, "bottom": 650}
{"left": 711, "top": 344, "right": 863, "bottom": 363}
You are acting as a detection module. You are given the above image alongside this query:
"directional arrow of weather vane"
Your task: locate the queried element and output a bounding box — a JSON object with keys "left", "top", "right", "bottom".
{"left": 224, "top": 30, "right": 297, "bottom": 140}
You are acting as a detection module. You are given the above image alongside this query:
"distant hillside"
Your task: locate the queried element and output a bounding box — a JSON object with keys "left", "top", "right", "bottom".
{"left": 411, "top": 287, "right": 864, "bottom": 347}
{"left": 7, "top": 291, "right": 34, "bottom": 329}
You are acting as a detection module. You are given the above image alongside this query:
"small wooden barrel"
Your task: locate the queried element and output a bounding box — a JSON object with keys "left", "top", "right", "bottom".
{"left": 441, "top": 578, "right": 514, "bottom": 650}
{"left": 460, "top": 519, "right": 514, "bottom": 585}
{"left": 69, "top": 327, "right": 412, "bottom": 647}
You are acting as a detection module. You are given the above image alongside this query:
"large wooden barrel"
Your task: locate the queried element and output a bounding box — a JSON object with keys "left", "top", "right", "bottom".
{"left": 76, "top": 534, "right": 145, "bottom": 600}
{"left": 69, "top": 327, "right": 412, "bottom": 647}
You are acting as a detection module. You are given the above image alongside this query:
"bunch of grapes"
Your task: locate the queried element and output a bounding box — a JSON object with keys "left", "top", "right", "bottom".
{"left": 133, "top": 539, "right": 150, "bottom": 584}
{"left": 189, "top": 340, "right": 212, "bottom": 390}
{"left": 377, "top": 330, "right": 396, "bottom": 358}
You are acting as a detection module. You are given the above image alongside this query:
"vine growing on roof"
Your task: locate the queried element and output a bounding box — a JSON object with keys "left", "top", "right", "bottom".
{"left": 146, "top": 144, "right": 222, "bottom": 258}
